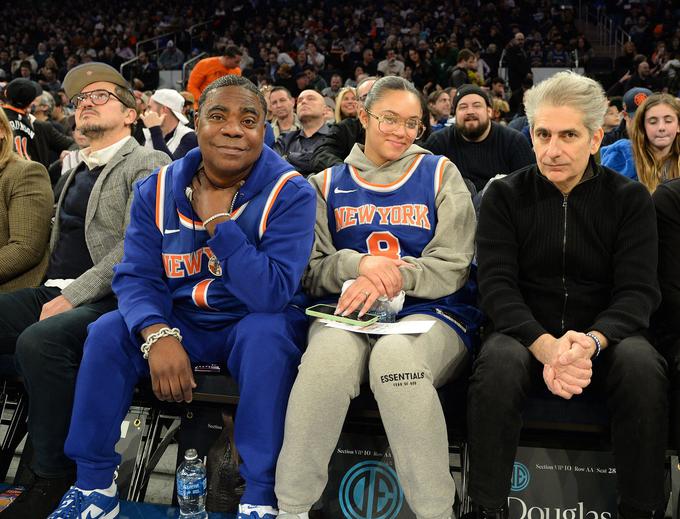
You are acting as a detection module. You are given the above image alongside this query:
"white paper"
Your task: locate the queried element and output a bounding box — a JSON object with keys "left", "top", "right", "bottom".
{"left": 320, "top": 319, "right": 435, "bottom": 335}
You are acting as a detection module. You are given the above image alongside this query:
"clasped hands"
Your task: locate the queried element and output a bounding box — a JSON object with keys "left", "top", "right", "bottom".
{"left": 335, "top": 255, "right": 414, "bottom": 318}
{"left": 530, "top": 331, "right": 597, "bottom": 400}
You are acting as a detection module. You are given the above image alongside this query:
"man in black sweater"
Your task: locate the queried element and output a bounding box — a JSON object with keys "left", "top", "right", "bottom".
{"left": 423, "top": 84, "right": 534, "bottom": 192}
{"left": 469, "top": 72, "right": 667, "bottom": 519}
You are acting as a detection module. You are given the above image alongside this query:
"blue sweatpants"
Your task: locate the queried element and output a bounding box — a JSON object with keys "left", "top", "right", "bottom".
{"left": 63, "top": 306, "right": 307, "bottom": 507}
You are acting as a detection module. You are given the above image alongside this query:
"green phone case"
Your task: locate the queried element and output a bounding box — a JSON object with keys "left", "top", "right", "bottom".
{"left": 305, "top": 306, "right": 379, "bottom": 327}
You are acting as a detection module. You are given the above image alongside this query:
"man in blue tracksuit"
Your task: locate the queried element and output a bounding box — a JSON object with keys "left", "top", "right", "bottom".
{"left": 49, "top": 75, "right": 316, "bottom": 519}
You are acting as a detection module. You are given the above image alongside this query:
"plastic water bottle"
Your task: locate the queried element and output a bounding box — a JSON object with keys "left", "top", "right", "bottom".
{"left": 373, "top": 296, "right": 396, "bottom": 323}
{"left": 177, "top": 448, "right": 208, "bottom": 518}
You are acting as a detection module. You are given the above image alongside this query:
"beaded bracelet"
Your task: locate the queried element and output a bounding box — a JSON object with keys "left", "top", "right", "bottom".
{"left": 585, "top": 332, "right": 601, "bottom": 359}
{"left": 141, "top": 327, "right": 182, "bottom": 360}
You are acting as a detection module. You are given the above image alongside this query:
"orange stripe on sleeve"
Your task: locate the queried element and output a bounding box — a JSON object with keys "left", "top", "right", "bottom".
{"left": 437, "top": 158, "right": 446, "bottom": 194}
{"left": 260, "top": 172, "right": 301, "bottom": 237}
{"left": 154, "top": 166, "right": 167, "bottom": 232}
{"left": 321, "top": 168, "right": 330, "bottom": 200}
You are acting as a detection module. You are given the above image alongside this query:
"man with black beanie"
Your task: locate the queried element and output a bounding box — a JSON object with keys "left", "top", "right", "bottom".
{"left": 2, "top": 78, "right": 73, "bottom": 167}
{"left": 423, "top": 84, "right": 534, "bottom": 192}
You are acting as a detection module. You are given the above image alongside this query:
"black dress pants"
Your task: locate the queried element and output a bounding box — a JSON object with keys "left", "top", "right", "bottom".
{"left": 0, "top": 286, "right": 117, "bottom": 477}
{"left": 660, "top": 337, "right": 680, "bottom": 452}
{"left": 467, "top": 332, "right": 668, "bottom": 512}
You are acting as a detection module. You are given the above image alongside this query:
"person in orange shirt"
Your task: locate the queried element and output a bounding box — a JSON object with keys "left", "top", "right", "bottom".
{"left": 187, "top": 45, "right": 242, "bottom": 108}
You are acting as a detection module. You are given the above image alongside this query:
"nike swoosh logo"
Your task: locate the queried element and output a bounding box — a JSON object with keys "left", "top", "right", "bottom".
{"left": 81, "top": 504, "right": 104, "bottom": 519}
{"left": 334, "top": 187, "right": 357, "bottom": 194}
{"left": 164, "top": 229, "right": 180, "bottom": 234}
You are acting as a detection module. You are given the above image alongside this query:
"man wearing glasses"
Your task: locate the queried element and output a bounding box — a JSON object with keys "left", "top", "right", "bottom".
{"left": 312, "top": 76, "right": 377, "bottom": 171}
{"left": 0, "top": 62, "right": 170, "bottom": 519}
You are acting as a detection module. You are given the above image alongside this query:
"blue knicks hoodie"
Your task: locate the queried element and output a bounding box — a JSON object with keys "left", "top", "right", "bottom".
{"left": 112, "top": 145, "right": 316, "bottom": 337}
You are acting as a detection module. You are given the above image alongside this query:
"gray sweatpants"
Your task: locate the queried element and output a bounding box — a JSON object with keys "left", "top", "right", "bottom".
{"left": 275, "top": 314, "right": 468, "bottom": 519}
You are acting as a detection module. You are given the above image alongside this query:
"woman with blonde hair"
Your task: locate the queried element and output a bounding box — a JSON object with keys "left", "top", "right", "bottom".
{"left": 0, "top": 108, "right": 53, "bottom": 291}
{"left": 631, "top": 93, "right": 680, "bottom": 192}
{"left": 334, "top": 86, "right": 358, "bottom": 122}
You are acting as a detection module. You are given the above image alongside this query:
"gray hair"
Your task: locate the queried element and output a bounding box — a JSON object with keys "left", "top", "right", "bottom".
{"left": 38, "top": 92, "right": 55, "bottom": 114}
{"left": 364, "top": 76, "right": 422, "bottom": 113}
{"left": 524, "top": 71, "right": 607, "bottom": 135}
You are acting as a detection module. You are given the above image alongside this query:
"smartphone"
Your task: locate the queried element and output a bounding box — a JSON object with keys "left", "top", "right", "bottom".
{"left": 305, "top": 304, "right": 379, "bottom": 327}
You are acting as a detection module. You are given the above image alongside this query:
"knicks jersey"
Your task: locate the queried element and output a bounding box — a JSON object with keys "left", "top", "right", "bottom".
{"left": 152, "top": 162, "right": 302, "bottom": 327}
{"left": 322, "top": 153, "right": 483, "bottom": 348}
{"left": 323, "top": 153, "right": 443, "bottom": 260}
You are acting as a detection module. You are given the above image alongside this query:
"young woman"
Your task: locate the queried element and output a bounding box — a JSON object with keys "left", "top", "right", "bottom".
{"left": 275, "top": 76, "right": 481, "bottom": 519}
{"left": 0, "top": 108, "right": 53, "bottom": 292}
{"left": 631, "top": 93, "right": 680, "bottom": 192}
{"left": 334, "top": 86, "right": 358, "bottom": 122}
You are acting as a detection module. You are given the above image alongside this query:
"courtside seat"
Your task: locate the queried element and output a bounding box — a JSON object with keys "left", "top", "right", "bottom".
{"left": 0, "top": 354, "right": 28, "bottom": 482}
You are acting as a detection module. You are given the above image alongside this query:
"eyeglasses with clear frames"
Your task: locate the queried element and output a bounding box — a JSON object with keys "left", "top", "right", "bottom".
{"left": 365, "top": 108, "right": 425, "bottom": 139}
{"left": 71, "top": 89, "right": 127, "bottom": 109}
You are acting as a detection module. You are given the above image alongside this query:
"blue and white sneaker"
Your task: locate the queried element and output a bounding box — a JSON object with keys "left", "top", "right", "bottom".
{"left": 237, "top": 503, "right": 278, "bottom": 519}
{"left": 48, "top": 484, "right": 119, "bottom": 519}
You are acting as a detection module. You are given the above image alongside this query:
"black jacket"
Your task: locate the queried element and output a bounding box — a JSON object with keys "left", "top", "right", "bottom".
{"left": 601, "top": 119, "right": 627, "bottom": 147}
{"left": 653, "top": 178, "right": 680, "bottom": 344}
{"left": 273, "top": 123, "right": 332, "bottom": 177}
{"left": 312, "top": 118, "right": 365, "bottom": 172}
{"left": 33, "top": 120, "right": 74, "bottom": 169}
{"left": 477, "top": 161, "right": 660, "bottom": 346}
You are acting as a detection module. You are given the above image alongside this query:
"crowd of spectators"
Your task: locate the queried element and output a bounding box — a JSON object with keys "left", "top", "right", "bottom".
{"left": 3, "top": 1, "right": 679, "bottom": 129}
{"left": 1, "top": 2, "right": 680, "bottom": 518}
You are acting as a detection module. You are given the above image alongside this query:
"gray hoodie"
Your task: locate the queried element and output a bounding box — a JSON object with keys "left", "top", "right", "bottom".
{"left": 303, "top": 143, "right": 476, "bottom": 299}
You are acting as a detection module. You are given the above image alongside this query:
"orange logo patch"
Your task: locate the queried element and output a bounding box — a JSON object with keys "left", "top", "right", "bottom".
{"left": 633, "top": 92, "right": 648, "bottom": 107}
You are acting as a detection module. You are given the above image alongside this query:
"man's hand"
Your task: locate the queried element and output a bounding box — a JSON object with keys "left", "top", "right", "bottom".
{"left": 556, "top": 333, "right": 596, "bottom": 366}
{"left": 336, "top": 276, "right": 382, "bottom": 318}
{"left": 140, "top": 110, "right": 165, "bottom": 128}
{"left": 532, "top": 331, "right": 594, "bottom": 399}
{"left": 358, "top": 255, "right": 414, "bottom": 299}
{"left": 190, "top": 169, "right": 242, "bottom": 235}
{"left": 39, "top": 295, "right": 74, "bottom": 321}
{"left": 544, "top": 356, "right": 592, "bottom": 399}
{"left": 618, "top": 71, "right": 632, "bottom": 84}
{"left": 148, "top": 336, "right": 196, "bottom": 402}
{"left": 528, "top": 333, "right": 569, "bottom": 366}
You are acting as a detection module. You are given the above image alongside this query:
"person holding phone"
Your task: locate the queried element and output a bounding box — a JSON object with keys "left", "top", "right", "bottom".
{"left": 275, "top": 76, "right": 480, "bottom": 519}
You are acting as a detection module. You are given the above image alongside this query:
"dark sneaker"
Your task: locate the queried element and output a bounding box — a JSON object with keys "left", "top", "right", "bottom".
{"left": 462, "top": 503, "right": 508, "bottom": 519}
{"left": 2, "top": 471, "right": 74, "bottom": 519}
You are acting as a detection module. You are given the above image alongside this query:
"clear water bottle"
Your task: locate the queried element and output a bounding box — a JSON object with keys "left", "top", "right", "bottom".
{"left": 177, "top": 448, "right": 208, "bottom": 518}
{"left": 373, "top": 296, "right": 396, "bottom": 323}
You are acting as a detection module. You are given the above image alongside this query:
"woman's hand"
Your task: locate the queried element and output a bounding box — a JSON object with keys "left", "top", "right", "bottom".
{"left": 336, "top": 276, "right": 382, "bottom": 318}
{"left": 358, "top": 255, "right": 414, "bottom": 299}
